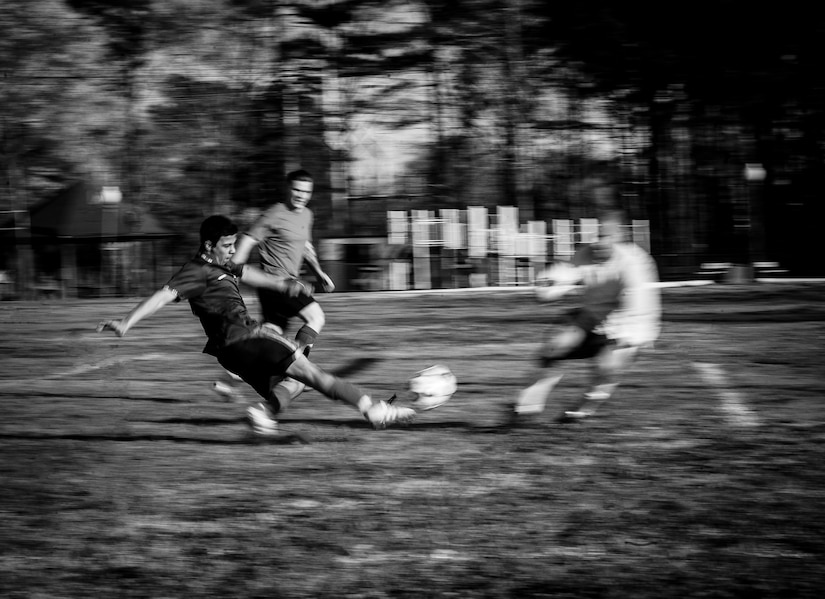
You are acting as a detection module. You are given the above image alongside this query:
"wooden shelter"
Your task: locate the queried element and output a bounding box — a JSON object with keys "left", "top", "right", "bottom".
{"left": 1, "top": 182, "right": 176, "bottom": 298}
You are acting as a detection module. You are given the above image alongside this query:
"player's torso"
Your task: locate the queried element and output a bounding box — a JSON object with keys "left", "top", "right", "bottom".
{"left": 576, "top": 245, "right": 633, "bottom": 315}
{"left": 194, "top": 264, "right": 245, "bottom": 310}
{"left": 256, "top": 203, "right": 312, "bottom": 277}
{"left": 188, "top": 262, "right": 256, "bottom": 350}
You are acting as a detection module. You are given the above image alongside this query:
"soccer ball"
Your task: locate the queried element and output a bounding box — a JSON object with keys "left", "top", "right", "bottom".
{"left": 534, "top": 261, "right": 580, "bottom": 302}
{"left": 409, "top": 365, "right": 457, "bottom": 410}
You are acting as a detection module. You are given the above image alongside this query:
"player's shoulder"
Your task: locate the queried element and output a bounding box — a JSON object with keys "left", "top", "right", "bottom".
{"left": 166, "top": 256, "right": 210, "bottom": 295}
{"left": 177, "top": 255, "right": 207, "bottom": 274}
{"left": 615, "top": 242, "right": 652, "bottom": 262}
{"left": 248, "top": 202, "right": 288, "bottom": 234}
{"left": 260, "top": 202, "right": 289, "bottom": 220}
{"left": 615, "top": 243, "right": 659, "bottom": 281}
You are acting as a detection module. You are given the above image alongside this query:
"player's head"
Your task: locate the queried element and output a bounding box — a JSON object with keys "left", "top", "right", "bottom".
{"left": 199, "top": 215, "right": 238, "bottom": 265}
{"left": 592, "top": 209, "right": 627, "bottom": 262}
{"left": 286, "top": 169, "right": 314, "bottom": 212}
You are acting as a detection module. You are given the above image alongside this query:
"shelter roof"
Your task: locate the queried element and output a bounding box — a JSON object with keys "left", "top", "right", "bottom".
{"left": 10, "top": 182, "right": 174, "bottom": 242}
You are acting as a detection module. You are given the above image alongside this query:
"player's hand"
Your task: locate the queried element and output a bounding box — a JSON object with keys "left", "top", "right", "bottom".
{"left": 317, "top": 272, "right": 335, "bottom": 293}
{"left": 97, "top": 319, "right": 127, "bottom": 337}
{"left": 285, "top": 279, "right": 312, "bottom": 298}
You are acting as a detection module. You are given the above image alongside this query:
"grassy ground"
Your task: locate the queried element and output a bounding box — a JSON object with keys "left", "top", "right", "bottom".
{"left": 1, "top": 282, "right": 824, "bottom": 598}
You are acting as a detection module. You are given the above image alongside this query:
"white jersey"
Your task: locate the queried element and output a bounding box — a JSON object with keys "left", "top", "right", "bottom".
{"left": 576, "top": 242, "right": 661, "bottom": 347}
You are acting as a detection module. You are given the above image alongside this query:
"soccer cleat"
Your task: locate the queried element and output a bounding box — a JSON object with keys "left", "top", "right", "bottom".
{"left": 246, "top": 402, "right": 280, "bottom": 436}
{"left": 557, "top": 390, "right": 610, "bottom": 423}
{"left": 213, "top": 380, "right": 243, "bottom": 402}
{"left": 558, "top": 409, "right": 593, "bottom": 422}
{"left": 514, "top": 375, "right": 563, "bottom": 415}
{"left": 365, "top": 399, "right": 416, "bottom": 430}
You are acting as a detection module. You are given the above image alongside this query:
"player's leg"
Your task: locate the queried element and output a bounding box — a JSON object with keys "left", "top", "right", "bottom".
{"left": 258, "top": 286, "right": 320, "bottom": 353}
{"left": 514, "top": 325, "right": 587, "bottom": 416}
{"left": 213, "top": 369, "right": 247, "bottom": 402}
{"left": 217, "top": 334, "right": 297, "bottom": 435}
{"left": 284, "top": 354, "right": 415, "bottom": 429}
{"left": 294, "top": 300, "right": 325, "bottom": 356}
{"left": 268, "top": 298, "right": 324, "bottom": 403}
{"left": 253, "top": 288, "right": 310, "bottom": 403}
{"left": 563, "top": 343, "right": 640, "bottom": 420}
{"left": 537, "top": 324, "right": 588, "bottom": 366}
{"left": 258, "top": 287, "right": 292, "bottom": 333}
{"left": 265, "top": 296, "right": 325, "bottom": 408}
{"left": 211, "top": 289, "right": 288, "bottom": 402}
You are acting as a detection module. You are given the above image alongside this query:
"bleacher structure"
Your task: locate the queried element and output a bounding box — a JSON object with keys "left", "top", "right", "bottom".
{"left": 320, "top": 205, "right": 787, "bottom": 291}
{"left": 383, "top": 206, "right": 651, "bottom": 291}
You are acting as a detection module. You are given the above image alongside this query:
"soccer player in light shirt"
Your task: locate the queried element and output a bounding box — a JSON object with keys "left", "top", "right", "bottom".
{"left": 514, "top": 209, "right": 661, "bottom": 421}
{"left": 214, "top": 169, "right": 335, "bottom": 405}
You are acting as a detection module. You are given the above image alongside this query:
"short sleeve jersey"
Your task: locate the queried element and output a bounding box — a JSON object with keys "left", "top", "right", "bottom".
{"left": 572, "top": 242, "right": 661, "bottom": 345}
{"left": 247, "top": 202, "right": 313, "bottom": 278}
{"left": 572, "top": 244, "right": 623, "bottom": 323}
{"left": 164, "top": 255, "right": 258, "bottom": 355}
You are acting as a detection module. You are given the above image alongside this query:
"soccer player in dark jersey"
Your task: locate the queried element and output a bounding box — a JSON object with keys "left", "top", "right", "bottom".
{"left": 97, "top": 215, "right": 415, "bottom": 434}
{"left": 215, "top": 169, "right": 334, "bottom": 403}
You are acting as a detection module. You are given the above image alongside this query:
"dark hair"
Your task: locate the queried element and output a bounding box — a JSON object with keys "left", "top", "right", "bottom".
{"left": 287, "top": 169, "right": 313, "bottom": 183}
{"left": 200, "top": 215, "right": 237, "bottom": 247}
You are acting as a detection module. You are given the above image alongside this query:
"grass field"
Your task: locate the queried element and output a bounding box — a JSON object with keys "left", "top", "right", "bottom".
{"left": 1, "top": 282, "right": 825, "bottom": 598}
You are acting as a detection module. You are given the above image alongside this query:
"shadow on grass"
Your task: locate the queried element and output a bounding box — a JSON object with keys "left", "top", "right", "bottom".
{"left": 0, "top": 430, "right": 310, "bottom": 445}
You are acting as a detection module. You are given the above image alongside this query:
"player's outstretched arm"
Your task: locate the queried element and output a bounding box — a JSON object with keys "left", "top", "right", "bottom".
{"left": 97, "top": 287, "right": 177, "bottom": 337}
{"left": 303, "top": 241, "right": 335, "bottom": 292}
{"left": 230, "top": 233, "right": 258, "bottom": 266}
{"left": 240, "top": 265, "right": 311, "bottom": 297}
{"left": 534, "top": 261, "right": 581, "bottom": 302}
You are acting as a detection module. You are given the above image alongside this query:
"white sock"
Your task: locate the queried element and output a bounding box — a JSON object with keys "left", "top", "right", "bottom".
{"left": 357, "top": 395, "right": 373, "bottom": 415}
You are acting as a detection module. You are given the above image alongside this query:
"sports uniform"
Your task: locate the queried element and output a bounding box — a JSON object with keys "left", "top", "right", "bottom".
{"left": 548, "top": 241, "right": 661, "bottom": 363}
{"left": 164, "top": 254, "right": 301, "bottom": 401}
{"left": 515, "top": 212, "right": 661, "bottom": 421}
{"left": 216, "top": 171, "right": 333, "bottom": 406}
{"left": 97, "top": 214, "right": 414, "bottom": 434}
{"left": 246, "top": 201, "right": 317, "bottom": 332}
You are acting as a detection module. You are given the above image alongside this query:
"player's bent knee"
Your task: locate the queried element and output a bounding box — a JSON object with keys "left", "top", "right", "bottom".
{"left": 299, "top": 302, "right": 326, "bottom": 332}
{"left": 598, "top": 345, "right": 639, "bottom": 373}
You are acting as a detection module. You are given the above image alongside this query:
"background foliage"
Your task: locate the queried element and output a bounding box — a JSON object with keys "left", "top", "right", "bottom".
{"left": 1, "top": 0, "right": 824, "bottom": 274}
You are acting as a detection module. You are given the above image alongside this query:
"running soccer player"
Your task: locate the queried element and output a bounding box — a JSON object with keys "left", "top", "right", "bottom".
{"left": 97, "top": 215, "right": 414, "bottom": 435}
{"left": 214, "top": 169, "right": 333, "bottom": 402}
{"left": 234, "top": 169, "right": 333, "bottom": 352}
{"left": 513, "top": 209, "right": 661, "bottom": 421}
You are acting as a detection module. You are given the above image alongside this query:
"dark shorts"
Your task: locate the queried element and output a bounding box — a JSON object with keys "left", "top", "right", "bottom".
{"left": 257, "top": 287, "right": 316, "bottom": 331}
{"left": 216, "top": 325, "right": 300, "bottom": 400}
{"left": 542, "top": 308, "right": 614, "bottom": 364}
{"left": 558, "top": 329, "right": 612, "bottom": 360}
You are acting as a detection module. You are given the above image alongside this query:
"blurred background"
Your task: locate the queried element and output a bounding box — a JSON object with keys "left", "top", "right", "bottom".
{"left": 1, "top": 0, "right": 823, "bottom": 299}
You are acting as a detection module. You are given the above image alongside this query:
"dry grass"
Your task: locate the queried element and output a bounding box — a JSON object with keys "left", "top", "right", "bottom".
{"left": 1, "top": 283, "right": 824, "bottom": 598}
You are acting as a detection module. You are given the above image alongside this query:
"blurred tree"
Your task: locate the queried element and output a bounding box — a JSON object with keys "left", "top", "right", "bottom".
{"left": 66, "top": 0, "right": 152, "bottom": 200}
{"left": 0, "top": 0, "right": 119, "bottom": 204}
{"left": 526, "top": 0, "right": 825, "bottom": 274}
{"left": 3, "top": 0, "right": 825, "bottom": 278}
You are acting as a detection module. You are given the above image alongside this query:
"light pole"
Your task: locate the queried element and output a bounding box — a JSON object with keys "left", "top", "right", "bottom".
{"left": 743, "top": 162, "right": 766, "bottom": 273}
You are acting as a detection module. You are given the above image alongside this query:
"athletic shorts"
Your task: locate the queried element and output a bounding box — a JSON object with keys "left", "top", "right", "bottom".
{"left": 551, "top": 308, "right": 614, "bottom": 361}
{"left": 557, "top": 329, "right": 612, "bottom": 360}
{"left": 257, "top": 287, "right": 316, "bottom": 331}
{"left": 216, "top": 324, "right": 300, "bottom": 399}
